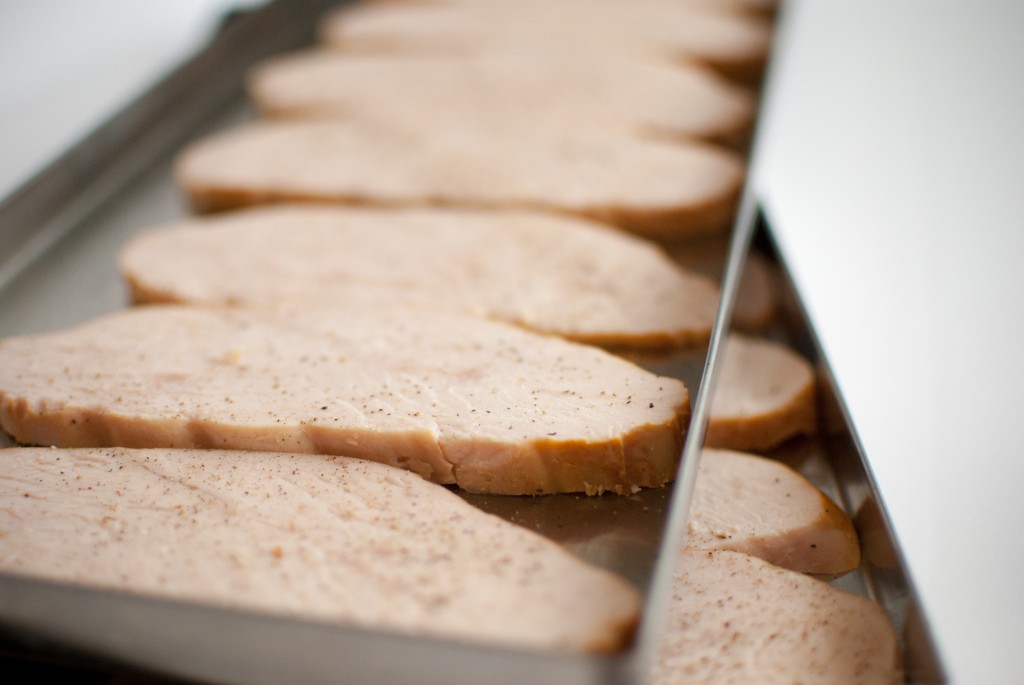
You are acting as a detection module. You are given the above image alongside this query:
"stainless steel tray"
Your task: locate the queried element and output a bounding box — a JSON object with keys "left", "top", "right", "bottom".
{"left": 0, "top": 1, "right": 943, "bottom": 682}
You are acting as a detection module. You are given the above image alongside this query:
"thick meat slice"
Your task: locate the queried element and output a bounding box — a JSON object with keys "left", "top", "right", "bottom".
{"left": 706, "top": 335, "right": 816, "bottom": 451}
{"left": 319, "top": 1, "right": 773, "bottom": 84}
{"left": 248, "top": 51, "right": 755, "bottom": 146}
{"left": 728, "top": 252, "right": 782, "bottom": 332}
{"left": 173, "top": 119, "right": 744, "bottom": 240}
{"left": 677, "top": 0, "right": 780, "bottom": 18}
{"left": 391, "top": 0, "right": 779, "bottom": 20}
{"left": 689, "top": 449, "right": 860, "bottom": 575}
{"left": 118, "top": 205, "right": 721, "bottom": 351}
{"left": 0, "top": 304, "right": 689, "bottom": 495}
{"left": 650, "top": 550, "right": 902, "bottom": 685}
{"left": 667, "top": 237, "right": 781, "bottom": 332}
{"left": 0, "top": 447, "right": 640, "bottom": 653}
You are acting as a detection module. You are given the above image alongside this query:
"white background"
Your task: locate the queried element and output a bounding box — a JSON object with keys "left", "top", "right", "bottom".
{"left": 2, "top": 1, "right": 1023, "bottom": 682}
{"left": 0, "top": 0, "right": 259, "bottom": 200}
{"left": 757, "top": 2, "right": 1024, "bottom": 683}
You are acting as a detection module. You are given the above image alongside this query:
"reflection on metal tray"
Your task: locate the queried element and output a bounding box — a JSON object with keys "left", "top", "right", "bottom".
{"left": 0, "top": 0, "right": 942, "bottom": 683}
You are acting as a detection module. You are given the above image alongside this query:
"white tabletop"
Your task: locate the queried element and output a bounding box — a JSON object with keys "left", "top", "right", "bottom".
{"left": 2, "top": 1, "right": 1022, "bottom": 682}
{"left": 758, "top": 2, "right": 1024, "bottom": 682}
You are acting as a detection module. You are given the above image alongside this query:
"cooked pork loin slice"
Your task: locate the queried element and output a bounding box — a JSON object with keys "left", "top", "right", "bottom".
{"left": 728, "top": 252, "right": 781, "bottom": 332}
{"left": 689, "top": 448, "right": 859, "bottom": 575}
{"left": 651, "top": 550, "right": 902, "bottom": 685}
{"left": 174, "top": 119, "right": 743, "bottom": 240}
{"left": 0, "top": 304, "right": 689, "bottom": 495}
{"left": 678, "top": 0, "right": 779, "bottom": 18}
{"left": 248, "top": 50, "right": 755, "bottom": 146}
{"left": 0, "top": 447, "right": 641, "bottom": 652}
{"left": 119, "top": 205, "right": 720, "bottom": 351}
{"left": 667, "top": 237, "right": 781, "bottom": 332}
{"left": 319, "top": 1, "right": 773, "bottom": 84}
{"left": 706, "top": 335, "right": 816, "bottom": 451}
{"left": 381, "top": 0, "right": 778, "bottom": 18}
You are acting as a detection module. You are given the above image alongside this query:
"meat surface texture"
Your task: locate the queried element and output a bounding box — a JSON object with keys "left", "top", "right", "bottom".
{"left": 0, "top": 304, "right": 689, "bottom": 495}
{"left": 248, "top": 50, "right": 754, "bottom": 146}
{"left": 650, "top": 549, "right": 903, "bottom": 685}
{"left": 173, "top": 119, "right": 744, "bottom": 240}
{"left": 706, "top": 334, "right": 816, "bottom": 451}
{"left": 688, "top": 448, "right": 860, "bottom": 575}
{"left": 668, "top": 237, "right": 781, "bottom": 332}
{"left": 0, "top": 447, "right": 641, "bottom": 652}
{"left": 119, "top": 205, "right": 721, "bottom": 351}
{"left": 318, "top": 0, "right": 773, "bottom": 84}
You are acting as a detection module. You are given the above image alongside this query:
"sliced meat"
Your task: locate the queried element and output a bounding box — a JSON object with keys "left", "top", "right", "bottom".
{"left": 248, "top": 50, "right": 755, "bottom": 146}
{"left": 729, "top": 252, "right": 781, "bottom": 332}
{"left": 0, "top": 303, "right": 689, "bottom": 495}
{"left": 650, "top": 549, "right": 902, "bottom": 685}
{"left": 706, "top": 334, "right": 816, "bottom": 451}
{"left": 0, "top": 447, "right": 640, "bottom": 653}
{"left": 677, "top": 0, "right": 780, "bottom": 18}
{"left": 667, "top": 237, "right": 781, "bottom": 332}
{"left": 689, "top": 448, "right": 860, "bottom": 575}
{"left": 319, "top": 1, "right": 773, "bottom": 84}
{"left": 119, "top": 205, "right": 721, "bottom": 351}
{"left": 173, "top": 119, "right": 744, "bottom": 240}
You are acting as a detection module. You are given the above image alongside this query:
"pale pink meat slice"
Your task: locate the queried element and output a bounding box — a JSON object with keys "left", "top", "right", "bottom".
{"left": 689, "top": 448, "right": 860, "bottom": 574}
{"left": 319, "top": 0, "right": 773, "bottom": 84}
{"left": 706, "top": 335, "right": 816, "bottom": 451}
{"left": 119, "top": 205, "right": 721, "bottom": 351}
{"left": 0, "top": 303, "right": 689, "bottom": 495}
{"left": 0, "top": 447, "right": 640, "bottom": 652}
{"left": 650, "top": 549, "right": 903, "bottom": 685}
{"left": 248, "top": 50, "right": 755, "bottom": 146}
{"left": 173, "top": 118, "right": 744, "bottom": 240}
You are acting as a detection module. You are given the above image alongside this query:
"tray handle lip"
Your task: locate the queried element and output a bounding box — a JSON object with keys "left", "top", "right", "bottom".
{"left": 0, "top": 568, "right": 635, "bottom": 685}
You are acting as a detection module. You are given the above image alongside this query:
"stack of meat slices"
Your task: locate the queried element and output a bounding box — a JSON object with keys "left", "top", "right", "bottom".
{"left": 178, "top": 0, "right": 760, "bottom": 238}
{"left": 0, "top": 0, "right": 902, "bottom": 682}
